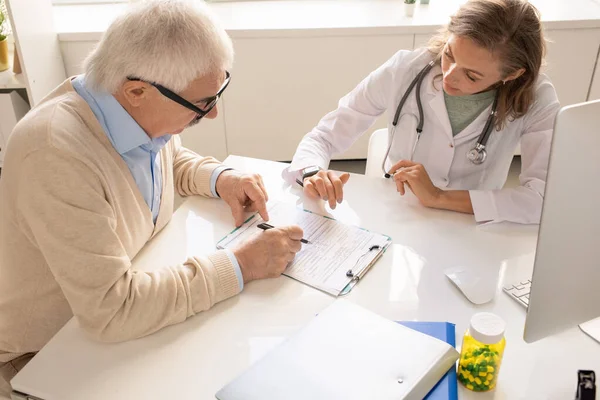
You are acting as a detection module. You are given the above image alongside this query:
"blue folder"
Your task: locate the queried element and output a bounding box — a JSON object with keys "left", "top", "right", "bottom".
{"left": 397, "top": 321, "right": 458, "bottom": 400}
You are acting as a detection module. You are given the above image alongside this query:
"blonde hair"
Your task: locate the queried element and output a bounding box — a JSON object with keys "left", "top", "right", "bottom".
{"left": 429, "top": 0, "right": 545, "bottom": 129}
{"left": 84, "top": 0, "right": 233, "bottom": 93}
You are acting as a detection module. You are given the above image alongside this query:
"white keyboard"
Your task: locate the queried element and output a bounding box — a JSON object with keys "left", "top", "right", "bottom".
{"left": 503, "top": 279, "right": 531, "bottom": 308}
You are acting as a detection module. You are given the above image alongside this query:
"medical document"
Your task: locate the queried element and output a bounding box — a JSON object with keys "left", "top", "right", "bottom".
{"left": 217, "top": 202, "right": 391, "bottom": 296}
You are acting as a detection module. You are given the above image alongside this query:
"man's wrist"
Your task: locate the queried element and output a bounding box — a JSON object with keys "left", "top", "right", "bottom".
{"left": 215, "top": 169, "right": 239, "bottom": 197}
{"left": 233, "top": 248, "right": 252, "bottom": 283}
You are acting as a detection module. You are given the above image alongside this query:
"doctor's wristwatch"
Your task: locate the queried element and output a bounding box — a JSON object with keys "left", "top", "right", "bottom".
{"left": 295, "top": 166, "right": 321, "bottom": 187}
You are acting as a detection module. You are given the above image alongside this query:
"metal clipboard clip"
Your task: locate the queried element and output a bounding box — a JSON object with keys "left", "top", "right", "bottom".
{"left": 339, "top": 244, "right": 385, "bottom": 296}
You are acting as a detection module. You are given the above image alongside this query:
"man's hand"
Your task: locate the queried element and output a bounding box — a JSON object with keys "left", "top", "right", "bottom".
{"left": 216, "top": 170, "right": 269, "bottom": 226}
{"left": 303, "top": 170, "right": 350, "bottom": 209}
{"left": 233, "top": 225, "right": 304, "bottom": 282}
{"left": 389, "top": 160, "right": 442, "bottom": 208}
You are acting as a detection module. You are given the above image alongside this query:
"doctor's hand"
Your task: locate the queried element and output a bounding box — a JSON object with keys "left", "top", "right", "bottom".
{"left": 303, "top": 170, "right": 350, "bottom": 209}
{"left": 390, "top": 160, "right": 442, "bottom": 208}
{"left": 233, "top": 225, "right": 304, "bottom": 283}
{"left": 216, "top": 170, "right": 269, "bottom": 227}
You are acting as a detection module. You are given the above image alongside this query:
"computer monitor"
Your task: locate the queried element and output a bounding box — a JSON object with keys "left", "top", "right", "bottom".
{"left": 524, "top": 99, "right": 600, "bottom": 343}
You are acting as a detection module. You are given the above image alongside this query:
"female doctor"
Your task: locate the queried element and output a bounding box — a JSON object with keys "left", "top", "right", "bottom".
{"left": 284, "top": 0, "right": 560, "bottom": 224}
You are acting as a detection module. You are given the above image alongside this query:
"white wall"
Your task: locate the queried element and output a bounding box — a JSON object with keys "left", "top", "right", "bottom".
{"left": 225, "top": 34, "right": 412, "bottom": 161}
{"left": 589, "top": 46, "right": 600, "bottom": 101}
{"left": 543, "top": 29, "right": 600, "bottom": 105}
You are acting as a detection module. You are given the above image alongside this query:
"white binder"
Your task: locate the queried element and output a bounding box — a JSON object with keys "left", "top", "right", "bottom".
{"left": 216, "top": 300, "right": 459, "bottom": 400}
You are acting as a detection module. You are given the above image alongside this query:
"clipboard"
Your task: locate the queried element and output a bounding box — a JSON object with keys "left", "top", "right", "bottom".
{"left": 216, "top": 202, "right": 391, "bottom": 296}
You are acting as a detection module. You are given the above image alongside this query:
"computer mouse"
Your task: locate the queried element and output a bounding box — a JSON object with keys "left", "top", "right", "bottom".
{"left": 444, "top": 267, "right": 497, "bottom": 305}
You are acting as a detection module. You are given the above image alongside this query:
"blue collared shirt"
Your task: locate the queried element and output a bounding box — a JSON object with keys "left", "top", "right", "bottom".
{"left": 72, "top": 75, "right": 243, "bottom": 290}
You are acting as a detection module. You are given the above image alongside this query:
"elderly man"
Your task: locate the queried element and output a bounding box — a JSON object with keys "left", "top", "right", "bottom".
{"left": 0, "top": 0, "right": 303, "bottom": 395}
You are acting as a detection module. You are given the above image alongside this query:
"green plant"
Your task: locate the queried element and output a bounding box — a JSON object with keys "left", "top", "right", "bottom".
{"left": 404, "top": 0, "right": 417, "bottom": 4}
{"left": 0, "top": 0, "right": 8, "bottom": 42}
{"left": 0, "top": 8, "right": 5, "bottom": 41}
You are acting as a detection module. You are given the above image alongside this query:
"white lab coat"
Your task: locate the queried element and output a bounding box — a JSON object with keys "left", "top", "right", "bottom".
{"left": 285, "top": 48, "right": 560, "bottom": 224}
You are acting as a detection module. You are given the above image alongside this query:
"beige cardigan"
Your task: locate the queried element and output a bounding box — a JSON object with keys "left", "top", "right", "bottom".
{"left": 0, "top": 79, "right": 240, "bottom": 394}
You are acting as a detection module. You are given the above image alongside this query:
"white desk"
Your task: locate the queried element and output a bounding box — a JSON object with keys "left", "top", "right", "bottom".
{"left": 11, "top": 156, "right": 600, "bottom": 400}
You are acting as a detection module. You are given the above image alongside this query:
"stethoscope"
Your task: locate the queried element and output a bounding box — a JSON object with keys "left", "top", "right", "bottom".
{"left": 382, "top": 60, "right": 500, "bottom": 178}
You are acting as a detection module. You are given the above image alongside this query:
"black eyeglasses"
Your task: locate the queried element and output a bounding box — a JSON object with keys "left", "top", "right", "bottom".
{"left": 127, "top": 71, "right": 231, "bottom": 119}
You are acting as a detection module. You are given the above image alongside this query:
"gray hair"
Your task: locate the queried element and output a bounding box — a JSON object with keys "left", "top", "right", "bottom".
{"left": 84, "top": 0, "right": 233, "bottom": 93}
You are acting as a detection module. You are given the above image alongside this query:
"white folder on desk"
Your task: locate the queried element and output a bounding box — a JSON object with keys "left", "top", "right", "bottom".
{"left": 216, "top": 300, "right": 459, "bottom": 400}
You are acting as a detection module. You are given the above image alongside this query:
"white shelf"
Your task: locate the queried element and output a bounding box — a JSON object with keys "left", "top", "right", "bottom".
{"left": 54, "top": 0, "right": 600, "bottom": 41}
{"left": 0, "top": 69, "right": 26, "bottom": 90}
{"left": 0, "top": 45, "right": 26, "bottom": 90}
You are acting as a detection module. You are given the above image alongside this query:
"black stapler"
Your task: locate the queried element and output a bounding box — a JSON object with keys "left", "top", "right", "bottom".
{"left": 576, "top": 370, "right": 596, "bottom": 400}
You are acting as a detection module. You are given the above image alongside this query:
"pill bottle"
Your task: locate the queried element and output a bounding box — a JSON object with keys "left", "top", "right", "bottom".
{"left": 457, "top": 312, "right": 506, "bottom": 392}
